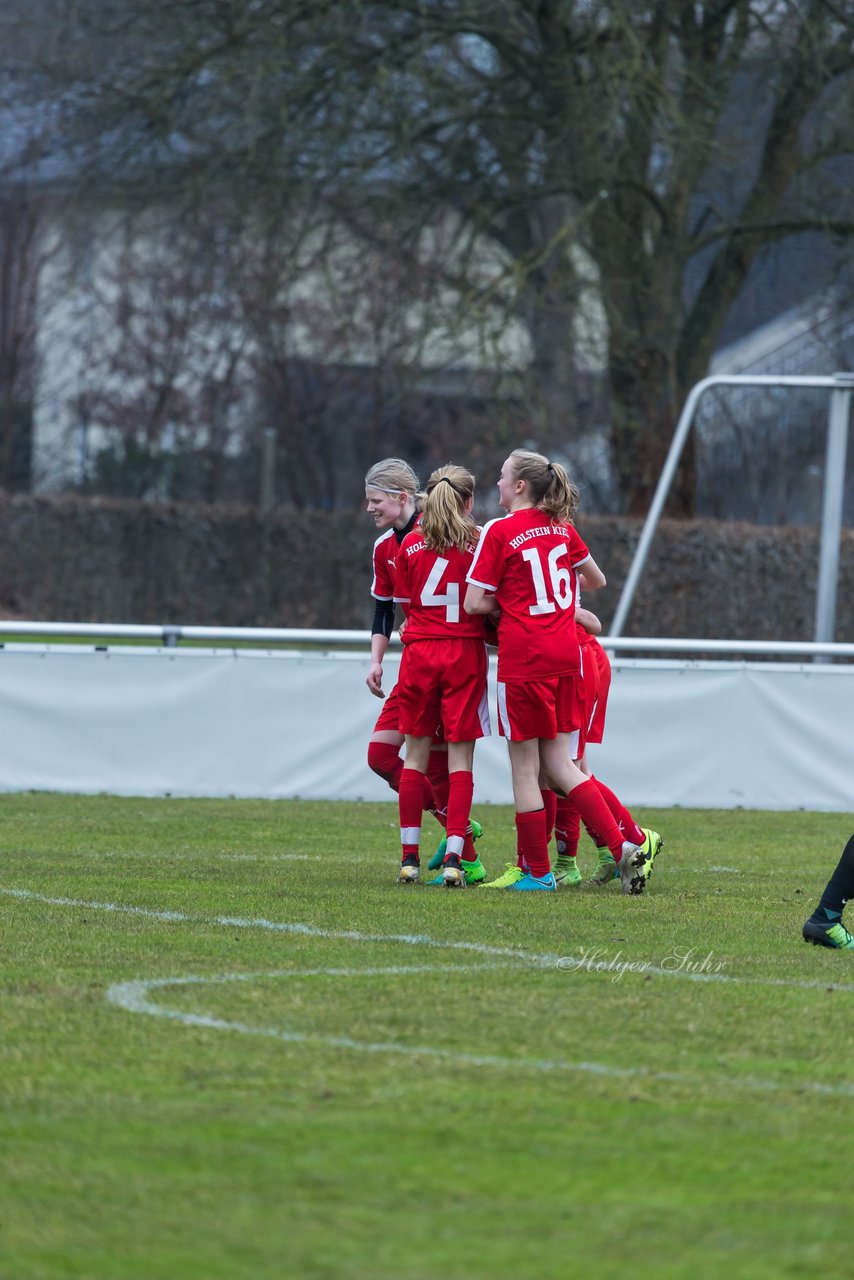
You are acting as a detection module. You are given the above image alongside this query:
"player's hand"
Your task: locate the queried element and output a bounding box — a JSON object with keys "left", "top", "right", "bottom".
{"left": 575, "top": 606, "right": 601, "bottom": 636}
{"left": 366, "top": 663, "right": 385, "bottom": 698}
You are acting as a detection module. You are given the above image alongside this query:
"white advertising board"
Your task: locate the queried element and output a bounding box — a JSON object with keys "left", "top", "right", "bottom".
{"left": 0, "top": 646, "right": 851, "bottom": 812}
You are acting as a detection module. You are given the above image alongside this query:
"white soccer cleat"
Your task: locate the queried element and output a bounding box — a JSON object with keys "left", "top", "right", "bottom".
{"left": 397, "top": 856, "right": 420, "bottom": 885}
{"left": 619, "top": 842, "right": 649, "bottom": 895}
{"left": 442, "top": 854, "right": 466, "bottom": 888}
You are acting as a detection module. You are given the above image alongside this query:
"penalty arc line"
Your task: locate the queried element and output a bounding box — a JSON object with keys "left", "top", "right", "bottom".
{"left": 105, "top": 965, "right": 854, "bottom": 1098}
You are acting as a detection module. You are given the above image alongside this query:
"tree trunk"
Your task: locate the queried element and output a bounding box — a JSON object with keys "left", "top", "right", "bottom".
{"left": 607, "top": 339, "right": 696, "bottom": 516}
{"left": 517, "top": 249, "right": 588, "bottom": 456}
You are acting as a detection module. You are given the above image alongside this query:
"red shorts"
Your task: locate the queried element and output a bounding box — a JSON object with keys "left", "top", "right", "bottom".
{"left": 585, "top": 639, "right": 611, "bottom": 745}
{"left": 575, "top": 644, "right": 600, "bottom": 757}
{"left": 396, "top": 639, "right": 490, "bottom": 742}
{"left": 496, "top": 674, "right": 583, "bottom": 743}
{"left": 372, "top": 684, "right": 447, "bottom": 744}
{"left": 372, "top": 684, "right": 404, "bottom": 735}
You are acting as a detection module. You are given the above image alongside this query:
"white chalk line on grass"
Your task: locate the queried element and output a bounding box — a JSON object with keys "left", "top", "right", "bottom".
{"left": 6, "top": 886, "right": 853, "bottom": 1097}
{"left": 63, "top": 851, "right": 374, "bottom": 864}
{"left": 107, "top": 965, "right": 639, "bottom": 1079}
{"left": 4, "top": 886, "right": 854, "bottom": 996}
{"left": 105, "top": 964, "right": 854, "bottom": 1098}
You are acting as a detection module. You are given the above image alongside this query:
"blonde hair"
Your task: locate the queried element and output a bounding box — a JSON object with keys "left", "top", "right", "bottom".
{"left": 364, "top": 457, "right": 420, "bottom": 497}
{"left": 509, "top": 449, "right": 579, "bottom": 524}
{"left": 420, "top": 464, "right": 478, "bottom": 552}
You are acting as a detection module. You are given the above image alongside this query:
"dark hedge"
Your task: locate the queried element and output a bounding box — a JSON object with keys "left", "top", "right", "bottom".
{"left": 0, "top": 493, "right": 850, "bottom": 641}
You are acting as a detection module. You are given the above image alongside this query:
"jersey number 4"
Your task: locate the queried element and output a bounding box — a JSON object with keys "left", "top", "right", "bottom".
{"left": 421, "top": 557, "right": 459, "bottom": 622}
{"left": 521, "top": 544, "right": 573, "bottom": 615}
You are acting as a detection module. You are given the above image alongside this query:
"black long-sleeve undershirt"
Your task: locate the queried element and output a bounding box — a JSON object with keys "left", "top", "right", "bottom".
{"left": 371, "top": 598, "right": 395, "bottom": 639}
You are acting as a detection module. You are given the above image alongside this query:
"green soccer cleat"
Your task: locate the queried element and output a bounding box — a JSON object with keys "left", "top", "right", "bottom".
{"left": 802, "top": 918, "right": 854, "bottom": 950}
{"left": 638, "top": 828, "right": 663, "bottom": 880}
{"left": 425, "top": 856, "right": 487, "bottom": 886}
{"left": 588, "top": 848, "right": 619, "bottom": 885}
{"left": 428, "top": 818, "right": 483, "bottom": 871}
{"left": 429, "top": 837, "right": 448, "bottom": 871}
{"left": 461, "top": 855, "right": 487, "bottom": 885}
{"left": 397, "top": 854, "right": 420, "bottom": 885}
{"left": 480, "top": 862, "right": 524, "bottom": 890}
{"left": 553, "top": 854, "right": 582, "bottom": 887}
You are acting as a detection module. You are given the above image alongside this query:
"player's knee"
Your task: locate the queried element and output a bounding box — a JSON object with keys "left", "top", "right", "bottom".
{"left": 367, "top": 740, "right": 402, "bottom": 783}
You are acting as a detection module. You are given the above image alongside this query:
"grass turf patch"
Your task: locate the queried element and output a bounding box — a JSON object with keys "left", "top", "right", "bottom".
{"left": 1, "top": 794, "right": 852, "bottom": 1279}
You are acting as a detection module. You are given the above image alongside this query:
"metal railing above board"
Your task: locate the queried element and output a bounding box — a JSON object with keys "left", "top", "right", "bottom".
{"left": 0, "top": 622, "right": 852, "bottom": 661}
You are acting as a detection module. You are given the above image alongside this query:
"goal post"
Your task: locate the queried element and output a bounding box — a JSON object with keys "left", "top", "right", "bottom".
{"left": 609, "top": 372, "right": 854, "bottom": 642}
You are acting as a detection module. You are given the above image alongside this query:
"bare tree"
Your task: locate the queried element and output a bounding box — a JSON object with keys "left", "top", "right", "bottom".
{"left": 16, "top": 0, "right": 854, "bottom": 512}
{"left": 0, "top": 28, "right": 66, "bottom": 493}
{"left": 0, "top": 191, "right": 44, "bottom": 489}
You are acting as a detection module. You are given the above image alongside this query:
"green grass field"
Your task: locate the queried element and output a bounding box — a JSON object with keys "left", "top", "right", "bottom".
{"left": 2, "top": 794, "right": 853, "bottom": 1280}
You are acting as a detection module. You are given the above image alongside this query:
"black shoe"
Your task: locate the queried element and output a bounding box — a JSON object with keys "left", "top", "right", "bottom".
{"left": 802, "top": 917, "right": 854, "bottom": 949}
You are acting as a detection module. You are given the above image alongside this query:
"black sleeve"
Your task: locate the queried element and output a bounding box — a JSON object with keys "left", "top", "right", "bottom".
{"left": 371, "top": 598, "right": 396, "bottom": 639}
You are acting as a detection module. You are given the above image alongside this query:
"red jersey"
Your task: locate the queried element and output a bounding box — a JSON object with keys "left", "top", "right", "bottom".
{"left": 394, "top": 532, "right": 486, "bottom": 641}
{"left": 466, "top": 508, "right": 590, "bottom": 681}
{"left": 370, "top": 513, "right": 422, "bottom": 599}
{"left": 371, "top": 527, "right": 400, "bottom": 601}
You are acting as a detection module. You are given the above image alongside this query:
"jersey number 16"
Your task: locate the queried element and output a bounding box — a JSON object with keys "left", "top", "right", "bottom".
{"left": 521, "top": 544, "right": 573, "bottom": 615}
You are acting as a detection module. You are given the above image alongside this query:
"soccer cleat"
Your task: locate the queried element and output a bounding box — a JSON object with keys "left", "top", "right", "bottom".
{"left": 397, "top": 854, "right": 420, "bottom": 885}
{"left": 425, "top": 855, "right": 487, "bottom": 886}
{"left": 506, "top": 871, "right": 557, "bottom": 892}
{"left": 429, "top": 837, "right": 448, "bottom": 871}
{"left": 442, "top": 853, "right": 466, "bottom": 889}
{"left": 461, "top": 855, "right": 487, "bottom": 885}
{"left": 480, "top": 862, "right": 525, "bottom": 890}
{"left": 618, "top": 842, "right": 650, "bottom": 895}
{"left": 802, "top": 918, "right": 854, "bottom": 950}
{"left": 638, "top": 828, "right": 663, "bottom": 880}
{"left": 553, "top": 854, "right": 582, "bottom": 887}
{"left": 588, "top": 848, "right": 619, "bottom": 885}
{"left": 428, "top": 817, "right": 483, "bottom": 871}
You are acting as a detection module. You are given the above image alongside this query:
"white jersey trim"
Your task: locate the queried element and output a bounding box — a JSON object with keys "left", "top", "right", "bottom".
{"left": 466, "top": 516, "right": 506, "bottom": 589}
{"left": 465, "top": 575, "right": 498, "bottom": 592}
{"left": 478, "top": 679, "right": 492, "bottom": 738}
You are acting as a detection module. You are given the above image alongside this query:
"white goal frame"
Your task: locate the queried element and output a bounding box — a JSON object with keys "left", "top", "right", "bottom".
{"left": 609, "top": 372, "right": 854, "bottom": 641}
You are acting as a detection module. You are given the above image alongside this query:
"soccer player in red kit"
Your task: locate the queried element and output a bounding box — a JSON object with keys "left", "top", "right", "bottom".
{"left": 551, "top": 599, "right": 663, "bottom": 886}
{"left": 364, "top": 457, "right": 482, "bottom": 862}
{"left": 393, "top": 465, "right": 490, "bottom": 887}
{"left": 465, "top": 449, "right": 652, "bottom": 893}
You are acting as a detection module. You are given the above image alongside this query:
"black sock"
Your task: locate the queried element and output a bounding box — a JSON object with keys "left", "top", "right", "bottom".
{"left": 811, "top": 832, "right": 854, "bottom": 923}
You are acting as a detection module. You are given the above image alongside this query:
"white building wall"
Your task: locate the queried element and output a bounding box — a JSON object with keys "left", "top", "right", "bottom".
{"left": 31, "top": 207, "right": 609, "bottom": 489}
